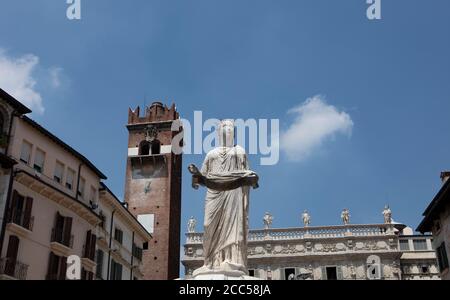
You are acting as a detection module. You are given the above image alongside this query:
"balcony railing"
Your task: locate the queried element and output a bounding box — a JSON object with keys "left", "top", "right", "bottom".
{"left": 7, "top": 210, "right": 34, "bottom": 231}
{"left": 186, "top": 224, "right": 395, "bottom": 244}
{"left": 51, "top": 228, "right": 74, "bottom": 248}
{"left": 0, "top": 258, "right": 29, "bottom": 280}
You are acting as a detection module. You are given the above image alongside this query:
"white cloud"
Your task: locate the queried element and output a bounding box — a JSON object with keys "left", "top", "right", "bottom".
{"left": 0, "top": 49, "right": 44, "bottom": 114}
{"left": 281, "top": 95, "right": 353, "bottom": 161}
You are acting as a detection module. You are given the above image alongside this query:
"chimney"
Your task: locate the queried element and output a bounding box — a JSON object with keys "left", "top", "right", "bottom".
{"left": 440, "top": 171, "right": 450, "bottom": 184}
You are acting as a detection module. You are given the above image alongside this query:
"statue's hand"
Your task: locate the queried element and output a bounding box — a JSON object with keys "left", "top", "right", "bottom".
{"left": 188, "top": 164, "right": 200, "bottom": 175}
{"left": 188, "top": 164, "right": 205, "bottom": 190}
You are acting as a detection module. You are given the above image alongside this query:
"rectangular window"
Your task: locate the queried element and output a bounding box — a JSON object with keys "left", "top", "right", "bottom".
{"left": 399, "top": 240, "right": 410, "bottom": 251}
{"left": 114, "top": 228, "right": 123, "bottom": 244}
{"left": 78, "top": 177, "right": 85, "bottom": 198}
{"left": 248, "top": 269, "right": 255, "bottom": 277}
{"left": 132, "top": 243, "right": 143, "bottom": 261}
{"left": 34, "top": 148, "right": 45, "bottom": 173}
{"left": 437, "top": 242, "right": 449, "bottom": 272}
{"left": 89, "top": 186, "right": 97, "bottom": 206}
{"left": 20, "top": 140, "right": 32, "bottom": 164}
{"left": 413, "top": 239, "right": 428, "bottom": 251}
{"left": 326, "top": 266, "right": 338, "bottom": 280}
{"left": 54, "top": 161, "right": 64, "bottom": 184}
{"left": 96, "top": 250, "right": 104, "bottom": 279}
{"left": 8, "top": 190, "right": 33, "bottom": 231}
{"left": 5, "top": 235, "right": 20, "bottom": 277}
{"left": 284, "top": 268, "right": 296, "bottom": 280}
{"left": 99, "top": 212, "right": 106, "bottom": 229}
{"left": 52, "top": 212, "right": 73, "bottom": 248}
{"left": 46, "top": 252, "right": 67, "bottom": 280}
{"left": 66, "top": 168, "right": 75, "bottom": 190}
{"left": 110, "top": 260, "right": 123, "bottom": 280}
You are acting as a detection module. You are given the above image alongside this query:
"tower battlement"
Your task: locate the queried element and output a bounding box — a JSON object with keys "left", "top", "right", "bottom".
{"left": 128, "top": 102, "right": 179, "bottom": 124}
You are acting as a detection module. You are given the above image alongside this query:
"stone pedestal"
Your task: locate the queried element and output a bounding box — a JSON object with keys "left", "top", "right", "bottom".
{"left": 190, "top": 274, "right": 260, "bottom": 280}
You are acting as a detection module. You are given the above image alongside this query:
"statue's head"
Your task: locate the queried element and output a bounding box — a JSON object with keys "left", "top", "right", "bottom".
{"left": 217, "top": 119, "right": 235, "bottom": 147}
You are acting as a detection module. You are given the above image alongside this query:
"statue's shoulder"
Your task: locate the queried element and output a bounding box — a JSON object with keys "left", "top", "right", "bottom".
{"left": 234, "top": 145, "right": 247, "bottom": 155}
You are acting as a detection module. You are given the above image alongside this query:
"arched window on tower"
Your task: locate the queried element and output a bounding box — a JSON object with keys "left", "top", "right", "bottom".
{"left": 139, "top": 140, "right": 151, "bottom": 156}
{"left": 151, "top": 140, "right": 161, "bottom": 155}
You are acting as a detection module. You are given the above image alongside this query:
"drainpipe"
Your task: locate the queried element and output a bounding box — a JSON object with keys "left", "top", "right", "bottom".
{"left": 0, "top": 168, "right": 16, "bottom": 256}
{"left": 75, "top": 163, "right": 84, "bottom": 201}
{"left": 4, "top": 111, "right": 18, "bottom": 156}
{"left": 106, "top": 210, "right": 115, "bottom": 280}
{"left": 130, "top": 231, "right": 135, "bottom": 280}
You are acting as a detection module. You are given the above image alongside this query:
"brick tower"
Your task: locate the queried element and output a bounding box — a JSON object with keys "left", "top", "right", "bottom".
{"left": 124, "top": 102, "right": 182, "bottom": 280}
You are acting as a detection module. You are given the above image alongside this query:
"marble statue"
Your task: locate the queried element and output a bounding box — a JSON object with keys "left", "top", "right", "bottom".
{"left": 382, "top": 205, "right": 392, "bottom": 224}
{"left": 302, "top": 210, "right": 311, "bottom": 227}
{"left": 187, "top": 216, "right": 197, "bottom": 233}
{"left": 188, "top": 119, "right": 259, "bottom": 278}
{"left": 341, "top": 208, "right": 350, "bottom": 225}
{"left": 263, "top": 212, "right": 273, "bottom": 229}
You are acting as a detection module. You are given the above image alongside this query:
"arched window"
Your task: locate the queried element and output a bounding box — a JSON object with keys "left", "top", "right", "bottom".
{"left": 139, "top": 141, "right": 150, "bottom": 156}
{"left": 151, "top": 140, "right": 161, "bottom": 155}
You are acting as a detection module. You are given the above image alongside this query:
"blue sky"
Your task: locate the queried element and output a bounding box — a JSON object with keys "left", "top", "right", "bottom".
{"left": 0, "top": 0, "right": 449, "bottom": 238}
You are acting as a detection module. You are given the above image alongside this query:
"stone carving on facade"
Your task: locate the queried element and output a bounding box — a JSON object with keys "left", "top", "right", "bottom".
{"left": 264, "top": 243, "right": 272, "bottom": 253}
{"left": 341, "top": 208, "right": 350, "bottom": 225}
{"left": 263, "top": 212, "right": 273, "bottom": 229}
{"left": 145, "top": 125, "right": 158, "bottom": 142}
{"left": 248, "top": 246, "right": 265, "bottom": 256}
{"left": 314, "top": 242, "right": 346, "bottom": 253}
{"left": 302, "top": 210, "right": 311, "bottom": 227}
{"left": 382, "top": 205, "right": 392, "bottom": 224}
{"left": 305, "top": 241, "right": 313, "bottom": 251}
{"left": 187, "top": 216, "right": 197, "bottom": 233}
{"left": 273, "top": 244, "right": 303, "bottom": 255}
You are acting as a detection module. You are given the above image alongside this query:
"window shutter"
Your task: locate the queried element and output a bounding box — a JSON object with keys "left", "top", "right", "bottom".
{"left": 63, "top": 217, "right": 73, "bottom": 247}
{"left": 47, "top": 252, "right": 58, "bottom": 280}
{"left": 7, "top": 190, "right": 19, "bottom": 222}
{"left": 81, "top": 268, "right": 86, "bottom": 280}
{"left": 23, "top": 197, "right": 33, "bottom": 230}
{"left": 96, "top": 250, "right": 104, "bottom": 279}
{"left": 321, "top": 267, "right": 327, "bottom": 280}
{"left": 5, "top": 235, "right": 20, "bottom": 276}
{"left": 54, "top": 212, "right": 65, "bottom": 242}
{"left": 34, "top": 149, "right": 45, "bottom": 169}
{"left": 90, "top": 234, "right": 97, "bottom": 260}
{"left": 85, "top": 230, "right": 92, "bottom": 258}
{"left": 110, "top": 260, "right": 116, "bottom": 280}
{"left": 337, "top": 266, "right": 343, "bottom": 280}
{"left": 116, "top": 263, "right": 123, "bottom": 280}
{"left": 58, "top": 256, "right": 67, "bottom": 280}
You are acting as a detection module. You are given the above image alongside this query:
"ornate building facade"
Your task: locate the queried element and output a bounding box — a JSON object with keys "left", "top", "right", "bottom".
{"left": 182, "top": 221, "right": 440, "bottom": 280}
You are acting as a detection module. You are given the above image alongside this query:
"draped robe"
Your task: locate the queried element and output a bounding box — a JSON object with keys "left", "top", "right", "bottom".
{"left": 195, "top": 145, "right": 256, "bottom": 275}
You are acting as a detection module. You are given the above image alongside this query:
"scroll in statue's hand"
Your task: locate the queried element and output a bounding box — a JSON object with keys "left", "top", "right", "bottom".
{"left": 188, "top": 164, "right": 259, "bottom": 191}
